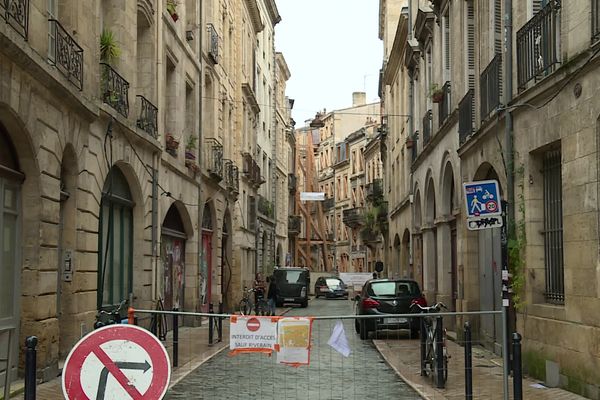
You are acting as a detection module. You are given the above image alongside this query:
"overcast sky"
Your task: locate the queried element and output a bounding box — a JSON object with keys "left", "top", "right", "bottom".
{"left": 275, "top": 0, "right": 382, "bottom": 127}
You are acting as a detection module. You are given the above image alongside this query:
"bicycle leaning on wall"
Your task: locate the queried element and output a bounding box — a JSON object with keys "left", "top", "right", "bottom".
{"left": 410, "top": 301, "right": 449, "bottom": 387}
{"left": 238, "top": 287, "right": 269, "bottom": 316}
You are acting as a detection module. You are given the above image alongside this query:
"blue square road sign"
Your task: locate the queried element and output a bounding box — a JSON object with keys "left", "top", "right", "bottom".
{"left": 463, "top": 180, "right": 502, "bottom": 218}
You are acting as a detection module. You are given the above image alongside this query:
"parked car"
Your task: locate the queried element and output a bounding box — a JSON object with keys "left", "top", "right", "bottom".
{"left": 272, "top": 267, "right": 310, "bottom": 308}
{"left": 314, "top": 276, "right": 349, "bottom": 299}
{"left": 354, "top": 278, "right": 426, "bottom": 340}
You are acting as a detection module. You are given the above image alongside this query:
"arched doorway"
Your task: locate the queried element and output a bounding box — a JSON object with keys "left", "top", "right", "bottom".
{"left": 440, "top": 160, "right": 457, "bottom": 312}
{"left": 276, "top": 243, "right": 283, "bottom": 268}
{"left": 401, "top": 229, "right": 411, "bottom": 279}
{"left": 161, "top": 203, "right": 187, "bottom": 313}
{"left": 98, "top": 166, "right": 134, "bottom": 309}
{"left": 0, "top": 124, "right": 23, "bottom": 388}
{"left": 200, "top": 203, "right": 213, "bottom": 312}
{"left": 424, "top": 176, "right": 437, "bottom": 300}
{"left": 413, "top": 188, "right": 423, "bottom": 290}
{"left": 474, "top": 163, "right": 503, "bottom": 352}
{"left": 58, "top": 145, "right": 78, "bottom": 359}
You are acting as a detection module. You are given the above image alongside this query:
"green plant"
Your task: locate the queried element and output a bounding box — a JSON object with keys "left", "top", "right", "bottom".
{"left": 508, "top": 162, "right": 526, "bottom": 310}
{"left": 428, "top": 83, "right": 443, "bottom": 98}
{"left": 167, "top": 0, "right": 178, "bottom": 15}
{"left": 186, "top": 135, "right": 198, "bottom": 150}
{"left": 100, "top": 29, "right": 121, "bottom": 64}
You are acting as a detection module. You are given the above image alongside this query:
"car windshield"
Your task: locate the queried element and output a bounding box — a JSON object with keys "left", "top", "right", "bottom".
{"left": 368, "top": 281, "right": 420, "bottom": 297}
{"left": 274, "top": 269, "right": 308, "bottom": 283}
{"left": 325, "top": 278, "right": 343, "bottom": 288}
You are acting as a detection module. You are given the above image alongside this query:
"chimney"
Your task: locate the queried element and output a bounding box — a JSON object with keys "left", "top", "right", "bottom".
{"left": 352, "top": 92, "right": 366, "bottom": 107}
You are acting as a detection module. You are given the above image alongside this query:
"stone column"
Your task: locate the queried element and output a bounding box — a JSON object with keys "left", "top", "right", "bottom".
{"left": 422, "top": 224, "right": 437, "bottom": 302}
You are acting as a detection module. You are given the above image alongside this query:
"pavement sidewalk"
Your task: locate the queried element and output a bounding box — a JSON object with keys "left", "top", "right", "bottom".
{"left": 374, "top": 335, "right": 588, "bottom": 400}
{"left": 4, "top": 306, "right": 290, "bottom": 399}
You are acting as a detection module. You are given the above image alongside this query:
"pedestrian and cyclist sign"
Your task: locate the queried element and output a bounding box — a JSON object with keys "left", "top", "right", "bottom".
{"left": 62, "top": 324, "right": 171, "bottom": 400}
{"left": 463, "top": 180, "right": 503, "bottom": 230}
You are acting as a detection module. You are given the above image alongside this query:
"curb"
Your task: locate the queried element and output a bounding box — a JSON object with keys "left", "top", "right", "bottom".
{"left": 373, "top": 340, "right": 444, "bottom": 400}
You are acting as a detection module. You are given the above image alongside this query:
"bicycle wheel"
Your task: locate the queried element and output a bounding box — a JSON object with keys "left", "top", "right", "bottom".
{"left": 424, "top": 338, "right": 435, "bottom": 377}
{"left": 255, "top": 300, "right": 268, "bottom": 316}
{"left": 239, "top": 299, "right": 250, "bottom": 315}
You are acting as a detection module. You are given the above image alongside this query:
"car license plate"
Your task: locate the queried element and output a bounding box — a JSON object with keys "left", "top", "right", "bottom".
{"left": 284, "top": 298, "right": 294, "bottom": 302}
{"left": 385, "top": 317, "right": 407, "bottom": 324}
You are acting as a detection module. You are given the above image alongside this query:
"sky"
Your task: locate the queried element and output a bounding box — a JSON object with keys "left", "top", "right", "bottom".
{"left": 274, "top": 0, "right": 382, "bottom": 127}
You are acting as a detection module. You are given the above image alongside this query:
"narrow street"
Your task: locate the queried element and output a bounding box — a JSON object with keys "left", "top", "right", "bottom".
{"left": 165, "top": 298, "right": 421, "bottom": 399}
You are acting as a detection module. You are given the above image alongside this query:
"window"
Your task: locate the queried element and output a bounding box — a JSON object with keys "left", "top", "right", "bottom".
{"left": 48, "top": 0, "right": 58, "bottom": 60}
{"left": 542, "top": 149, "right": 564, "bottom": 303}
{"left": 98, "top": 167, "right": 134, "bottom": 308}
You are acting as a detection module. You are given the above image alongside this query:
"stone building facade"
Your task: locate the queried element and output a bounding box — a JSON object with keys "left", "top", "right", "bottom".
{"left": 380, "top": 0, "right": 600, "bottom": 396}
{"left": 0, "top": 0, "right": 291, "bottom": 388}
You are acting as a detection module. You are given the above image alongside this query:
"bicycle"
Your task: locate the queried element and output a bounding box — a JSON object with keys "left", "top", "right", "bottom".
{"left": 94, "top": 299, "right": 127, "bottom": 329}
{"left": 239, "top": 287, "right": 269, "bottom": 315}
{"left": 149, "top": 298, "right": 168, "bottom": 341}
{"left": 410, "top": 301, "right": 449, "bottom": 387}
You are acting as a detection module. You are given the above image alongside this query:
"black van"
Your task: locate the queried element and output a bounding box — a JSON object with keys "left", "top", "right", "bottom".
{"left": 272, "top": 267, "right": 310, "bottom": 308}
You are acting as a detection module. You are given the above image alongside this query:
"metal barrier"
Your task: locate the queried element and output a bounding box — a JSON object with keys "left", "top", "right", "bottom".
{"left": 123, "top": 307, "right": 522, "bottom": 399}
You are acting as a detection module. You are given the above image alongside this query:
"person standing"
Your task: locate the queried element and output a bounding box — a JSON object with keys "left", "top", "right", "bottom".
{"left": 253, "top": 272, "right": 266, "bottom": 313}
{"left": 266, "top": 276, "right": 278, "bottom": 316}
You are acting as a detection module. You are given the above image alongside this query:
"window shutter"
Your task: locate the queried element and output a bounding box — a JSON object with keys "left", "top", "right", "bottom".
{"left": 444, "top": 13, "right": 451, "bottom": 81}
{"left": 248, "top": 195, "right": 256, "bottom": 230}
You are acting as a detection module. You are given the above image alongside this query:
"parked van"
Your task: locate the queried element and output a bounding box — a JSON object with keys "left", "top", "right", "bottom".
{"left": 272, "top": 267, "right": 310, "bottom": 308}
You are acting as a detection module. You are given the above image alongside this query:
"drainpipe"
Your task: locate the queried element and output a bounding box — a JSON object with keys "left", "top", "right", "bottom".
{"left": 408, "top": 0, "right": 415, "bottom": 275}
{"left": 197, "top": 2, "right": 205, "bottom": 313}
{"left": 503, "top": 0, "right": 513, "bottom": 399}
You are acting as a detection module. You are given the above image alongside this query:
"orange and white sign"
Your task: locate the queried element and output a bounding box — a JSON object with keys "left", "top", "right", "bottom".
{"left": 229, "top": 316, "right": 278, "bottom": 355}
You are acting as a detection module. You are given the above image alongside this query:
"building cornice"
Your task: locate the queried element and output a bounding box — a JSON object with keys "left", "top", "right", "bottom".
{"left": 265, "top": 0, "right": 281, "bottom": 26}
{"left": 244, "top": 0, "right": 264, "bottom": 33}
{"left": 414, "top": 7, "right": 435, "bottom": 49}
{"left": 242, "top": 83, "right": 261, "bottom": 114}
{"left": 275, "top": 52, "right": 291, "bottom": 81}
{"left": 384, "top": 15, "right": 408, "bottom": 85}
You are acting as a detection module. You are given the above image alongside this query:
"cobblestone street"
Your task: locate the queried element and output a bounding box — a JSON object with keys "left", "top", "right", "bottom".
{"left": 165, "top": 298, "right": 421, "bottom": 399}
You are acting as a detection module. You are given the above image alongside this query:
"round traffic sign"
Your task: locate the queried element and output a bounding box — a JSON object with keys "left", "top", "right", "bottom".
{"left": 485, "top": 200, "right": 498, "bottom": 213}
{"left": 62, "top": 324, "right": 171, "bottom": 400}
{"left": 246, "top": 317, "right": 261, "bottom": 332}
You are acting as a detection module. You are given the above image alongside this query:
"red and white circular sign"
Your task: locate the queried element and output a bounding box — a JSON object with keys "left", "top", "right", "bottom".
{"left": 246, "top": 317, "right": 261, "bottom": 332}
{"left": 62, "top": 324, "right": 171, "bottom": 400}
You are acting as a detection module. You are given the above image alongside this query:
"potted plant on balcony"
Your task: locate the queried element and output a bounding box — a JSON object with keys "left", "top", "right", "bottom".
{"left": 185, "top": 135, "right": 197, "bottom": 161}
{"left": 100, "top": 29, "right": 121, "bottom": 64}
{"left": 165, "top": 133, "right": 180, "bottom": 156}
{"left": 429, "top": 83, "right": 445, "bottom": 103}
{"left": 406, "top": 132, "right": 417, "bottom": 149}
{"left": 167, "top": 0, "right": 179, "bottom": 22}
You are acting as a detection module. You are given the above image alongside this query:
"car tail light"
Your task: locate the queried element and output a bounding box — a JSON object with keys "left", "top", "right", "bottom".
{"left": 301, "top": 286, "right": 306, "bottom": 297}
{"left": 361, "top": 298, "right": 380, "bottom": 309}
{"left": 412, "top": 296, "right": 427, "bottom": 307}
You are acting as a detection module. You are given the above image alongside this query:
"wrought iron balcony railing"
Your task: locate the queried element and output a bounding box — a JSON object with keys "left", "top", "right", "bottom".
{"left": 288, "top": 173, "right": 297, "bottom": 193}
{"left": 49, "top": 19, "right": 83, "bottom": 90}
{"left": 343, "top": 207, "right": 364, "bottom": 228}
{"left": 422, "top": 110, "right": 432, "bottom": 146}
{"left": 1, "top": 0, "right": 28, "bottom": 38}
{"left": 480, "top": 53, "right": 501, "bottom": 121}
{"left": 207, "top": 23, "right": 219, "bottom": 63}
{"left": 323, "top": 197, "right": 335, "bottom": 211}
{"left": 100, "top": 63, "right": 129, "bottom": 118}
{"left": 258, "top": 195, "right": 274, "bottom": 219}
{"left": 594, "top": 0, "right": 600, "bottom": 42}
{"left": 204, "top": 138, "right": 223, "bottom": 181}
{"left": 224, "top": 160, "right": 239, "bottom": 194}
{"left": 458, "top": 89, "right": 474, "bottom": 146}
{"left": 288, "top": 215, "right": 301, "bottom": 235}
{"left": 366, "top": 179, "right": 383, "bottom": 202}
{"left": 516, "top": 0, "right": 561, "bottom": 91}
{"left": 135, "top": 95, "right": 158, "bottom": 138}
{"left": 438, "top": 81, "right": 451, "bottom": 126}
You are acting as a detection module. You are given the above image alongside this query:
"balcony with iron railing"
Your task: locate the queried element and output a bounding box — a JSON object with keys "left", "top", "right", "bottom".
{"left": 100, "top": 63, "right": 130, "bottom": 118}
{"left": 458, "top": 89, "right": 474, "bottom": 146}
{"left": 366, "top": 179, "right": 383, "bottom": 202}
{"left": 49, "top": 19, "right": 83, "bottom": 90}
{"left": 422, "top": 110, "right": 432, "bottom": 146}
{"left": 343, "top": 207, "right": 364, "bottom": 228}
{"left": 594, "top": 0, "right": 600, "bottom": 42}
{"left": 204, "top": 138, "right": 223, "bottom": 181}
{"left": 224, "top": 160, "right": 239, "bottom": 194}
{"left": 322, "top": 197, "right": 335, "bottom": 212}
{"left": 480, "top": 53, "right": 501, "bottom": 121}
{"left": 258, "top": 195, "right": 274, "bottom": 219}
{"left": 207, "top": 23, "right": 219, "bottom": 63}
{"left": 1, "top": 0, "right": 28, "bottom": 38}
{"left": 288, "top": 173, "right": 297, "bottom": 193}
{"left": 135, "top": 95, "right": 158, "bottom": 138}
{"left": 410, "top": 131, "right": 418, "bottom": 163}
{"left": 516, "top": 0, "right": 561, "bottom": 91}
{"left": 438, "top": 81, "right": 451, "bottom": 127}
{"left": 288, "top": 215, "right": 301, "bottom": 235}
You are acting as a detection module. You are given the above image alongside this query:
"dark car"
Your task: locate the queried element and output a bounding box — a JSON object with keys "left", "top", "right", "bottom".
{"left": 314, "top": 276, "right": 349, "bottom": 299}
{"left": 273, "top": 267, "right": 310, "bottom": 308}
{"left": 354, "top": 278, "right": 426, "bottom": 340}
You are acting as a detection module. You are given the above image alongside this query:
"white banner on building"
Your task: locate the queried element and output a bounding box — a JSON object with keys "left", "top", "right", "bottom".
{"left": 300, "top": 192, "right": 325, "bottom": 201}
